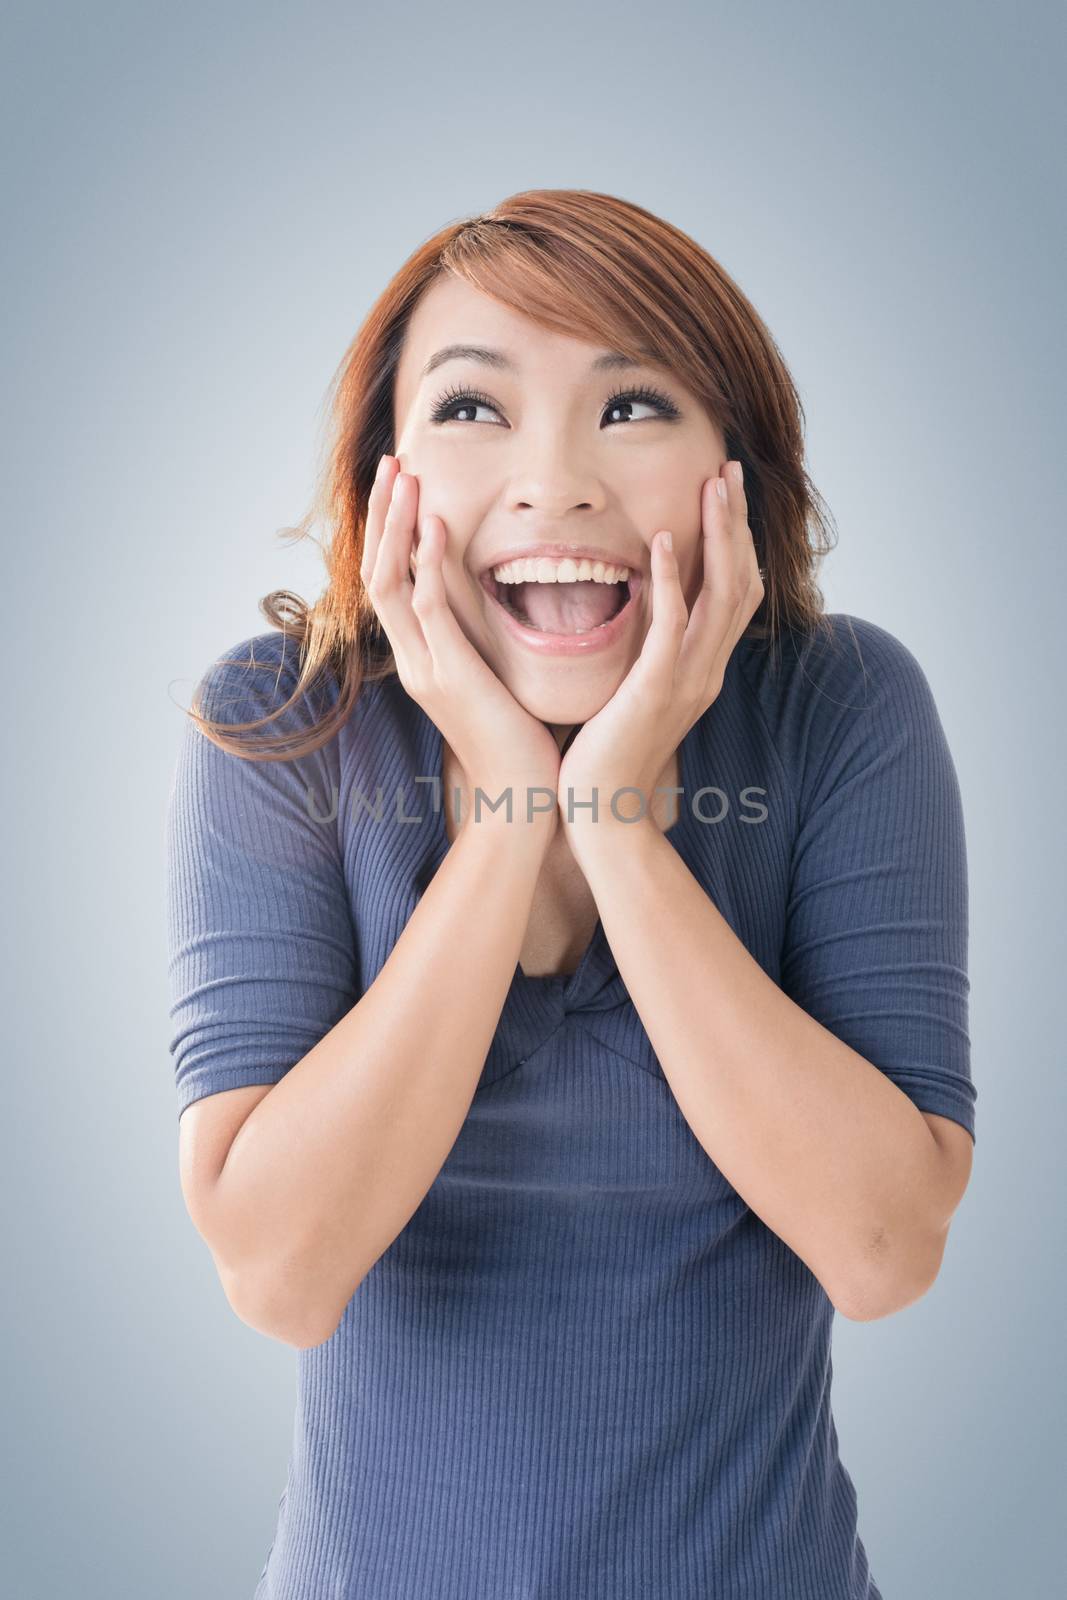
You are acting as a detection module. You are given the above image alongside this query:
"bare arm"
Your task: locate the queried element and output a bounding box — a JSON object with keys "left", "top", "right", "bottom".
{"left": 564, "top": 815, "right": 972, "bottom": 1322}
{"left": 179, "top": 455, "right": 562, "bottom": 1349}
{"left": 201, "top": 810, "right": 551, "bottom": 1349}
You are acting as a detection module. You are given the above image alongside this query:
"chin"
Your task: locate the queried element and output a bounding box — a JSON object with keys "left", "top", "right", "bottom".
{"left": 505, "top": 674, "right": 619, "bottom": 727}
{"left": 463, "top": 617, "right": 640, "bottom": 723}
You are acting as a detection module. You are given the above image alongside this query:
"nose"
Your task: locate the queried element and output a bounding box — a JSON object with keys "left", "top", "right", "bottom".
{"left": 503, "top": 429, "right": 609, "bottom": 515}
{"left": 510, "top": 471, "right": 603, "bottom": 518}
{"left": 515, "top": 498, "right": 594, "bottom": 513}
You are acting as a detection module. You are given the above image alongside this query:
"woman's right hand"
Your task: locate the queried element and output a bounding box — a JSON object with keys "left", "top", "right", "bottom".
{"left": 360, "top": 455, "right": 562, "bottom": 839}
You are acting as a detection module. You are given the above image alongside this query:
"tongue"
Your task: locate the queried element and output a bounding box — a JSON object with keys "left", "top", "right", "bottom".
{"left": 510, "top": 580, "right": 624, "bottom": 634}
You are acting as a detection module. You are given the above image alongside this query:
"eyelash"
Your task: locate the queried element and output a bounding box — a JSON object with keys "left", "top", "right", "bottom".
{"left": 428, "top": 382, "right": 682, "bottom": 426}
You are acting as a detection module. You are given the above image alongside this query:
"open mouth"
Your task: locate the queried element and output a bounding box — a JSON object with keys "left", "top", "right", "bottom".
{"left": 481, "top": 571, "right": 637, "bottom": 636}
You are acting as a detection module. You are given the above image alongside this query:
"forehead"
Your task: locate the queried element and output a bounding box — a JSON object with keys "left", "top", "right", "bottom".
{"left": 396, "top": 275, "right": 615, "bottom": 398}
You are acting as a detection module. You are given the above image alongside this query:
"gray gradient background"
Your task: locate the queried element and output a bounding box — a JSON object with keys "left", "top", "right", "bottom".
{"left": 2, "top": 1, "right": 1062, "bottom": 1596}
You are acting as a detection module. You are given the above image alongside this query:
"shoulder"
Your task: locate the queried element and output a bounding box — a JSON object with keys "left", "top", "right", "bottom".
{"left": 191, "top": 628, "right": 338, "bottom": 728}
{"left": 186, "top": 630, "right": 405, "bottom": 775}
{"left": 734, "top": 613, "right": 949, "bottom": 803}
{"left": 187, "top": 632, "right": 422, "bottom": 812}
{"left": 740, "top": 610, "right": 938, "bottom": 712}
{"left": 739, "top": 610, "right": 930, "bottom": 705}
{"left": 172, "top": 632, "right": 358, "bottom": 848}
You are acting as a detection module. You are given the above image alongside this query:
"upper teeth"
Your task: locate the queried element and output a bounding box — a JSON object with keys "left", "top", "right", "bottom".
{"left": 491, "top": 557, "right": 632, "bottom": 584}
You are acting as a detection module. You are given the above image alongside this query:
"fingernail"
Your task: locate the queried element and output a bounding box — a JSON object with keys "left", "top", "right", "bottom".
{"left": 661, "top": 530, "right": 672, "bottom": 552}
{"left": 732, "top": 461, "right": 743, "bottom": 488}
{"left": 716, "top": 477, "right": 728, "bottom": 503}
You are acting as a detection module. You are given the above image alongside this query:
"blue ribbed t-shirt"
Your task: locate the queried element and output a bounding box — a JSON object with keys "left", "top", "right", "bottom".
{"left": 164, "top": 612, "right": 977, "bottom": 1600}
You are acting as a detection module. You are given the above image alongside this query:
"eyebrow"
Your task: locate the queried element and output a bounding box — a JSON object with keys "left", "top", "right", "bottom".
{"left": 420, "top": 344, "right": 645, "bottom": 379}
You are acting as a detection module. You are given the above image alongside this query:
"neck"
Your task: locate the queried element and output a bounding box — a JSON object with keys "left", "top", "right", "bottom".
{"left": 548, "top": 723, "right": 582, "bottom": 756}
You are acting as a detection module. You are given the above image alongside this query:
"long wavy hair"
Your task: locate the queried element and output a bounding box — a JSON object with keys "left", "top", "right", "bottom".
{"left": 189, "top": 188, "right": 838, "bottom": 759}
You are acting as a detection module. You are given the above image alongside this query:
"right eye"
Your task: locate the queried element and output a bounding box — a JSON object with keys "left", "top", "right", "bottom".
{"left": 428, "top": 386, "right": 502, "bottom": 425}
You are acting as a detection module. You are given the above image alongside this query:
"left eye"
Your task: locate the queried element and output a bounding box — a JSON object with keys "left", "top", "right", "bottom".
{"left": 603, "top": 393, "right": 667, "bottom": 425}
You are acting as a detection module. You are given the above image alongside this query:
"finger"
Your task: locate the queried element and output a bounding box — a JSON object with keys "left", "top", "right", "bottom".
{"left": 365, "top": 471, "right": 432, "bottom": 675}
{"left": 360, "top": 454, "right": 400, "bottom": 589}
{"left": 408, "top": 513, "right": 486, "bottom": 683}
{"left": 634, "top": 530, "right": 688, "bottom": 688}
{"left": 721, "top": 460, "right": 764, "bottom": 605}
{"left": 378, "top": 471, "right": 420, "bottom": 590}
{"left": 677, "top": 475, "right": 738, "bottom": 675}
{"left": 724, "top": 459, "right": 748, "bottom": 532}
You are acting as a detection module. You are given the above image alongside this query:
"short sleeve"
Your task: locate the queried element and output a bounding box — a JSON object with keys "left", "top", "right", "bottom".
{"left": 164, "top": 633, "right": 360, "bottom": 1120}
{"left": 780, "top": 619, "right": 977, "bottom": 1144}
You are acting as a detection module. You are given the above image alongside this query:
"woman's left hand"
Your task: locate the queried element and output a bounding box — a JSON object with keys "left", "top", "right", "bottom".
{"left": 558, "top": 461, "right": 764, "bottom": 843}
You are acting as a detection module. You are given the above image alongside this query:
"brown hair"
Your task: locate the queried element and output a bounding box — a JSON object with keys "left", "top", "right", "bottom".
{"left": 189, "top": 188, "right": 838, "bottom": 759}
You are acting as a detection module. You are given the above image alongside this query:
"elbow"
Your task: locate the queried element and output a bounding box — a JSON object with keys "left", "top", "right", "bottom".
{"left": 834, "top": 1280, "right": 920, "bottom": 1323}
{"left": 218, "top": 1257, "right": 345, "bottom": 1351}
{"left": 837, "top": 1119, "right": 971, "bottom": 1322}
{"left": 833, "top": 1270, "right": 926, "bottom": 1322}
{"left": 241, "top": 1299, "right": 340, "bottom": 1351}
{"left": 831, "top": 1228, "right": 944, "bottom": 1323}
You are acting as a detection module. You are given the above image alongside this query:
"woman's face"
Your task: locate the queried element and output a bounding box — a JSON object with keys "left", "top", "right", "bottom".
{"left": 391, "top": 274, "right": 727, "bottom": 728}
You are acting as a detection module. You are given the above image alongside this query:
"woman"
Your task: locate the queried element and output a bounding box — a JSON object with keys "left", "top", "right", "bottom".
{"left": 165, "top": 190, "right": 977, "bottom": 1600}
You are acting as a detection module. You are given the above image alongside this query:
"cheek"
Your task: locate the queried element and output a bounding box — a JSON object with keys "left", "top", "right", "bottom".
{"left": 399, "top": 442, "right": 478, "bottom": 508}
{"left": 399, "top": 482, "right": 478, "bottom": 566}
